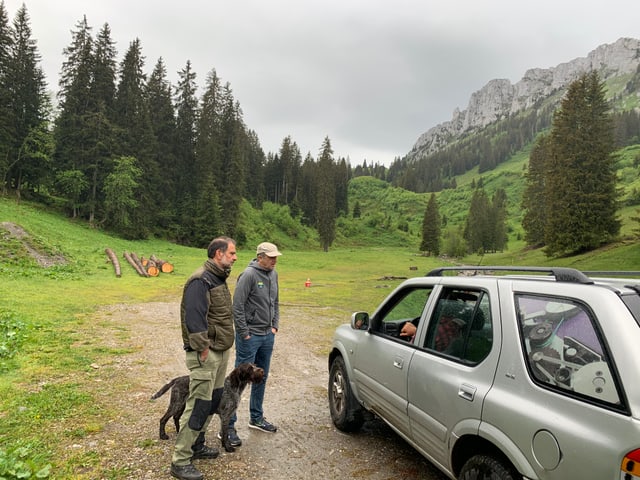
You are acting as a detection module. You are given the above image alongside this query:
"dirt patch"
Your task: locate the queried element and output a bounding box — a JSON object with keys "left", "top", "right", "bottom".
{"left": 70, "top": 302, "right": 447, "bottom": 480}
{"left": 0, "top": 222, "right": 67, "bottom": 267}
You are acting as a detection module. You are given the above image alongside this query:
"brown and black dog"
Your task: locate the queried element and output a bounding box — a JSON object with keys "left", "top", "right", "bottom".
{"left": 151, "top": 362, "right": 264, "bottom": 452}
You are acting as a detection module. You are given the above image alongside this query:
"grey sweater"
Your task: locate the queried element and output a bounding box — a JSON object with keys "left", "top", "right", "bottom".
{"left": 233, "top": 259, "right": 280, "bottom": 337}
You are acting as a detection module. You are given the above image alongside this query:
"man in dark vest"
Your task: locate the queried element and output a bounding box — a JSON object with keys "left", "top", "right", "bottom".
{"left": 170, "top": 237, "right": 237, "bottom": 480}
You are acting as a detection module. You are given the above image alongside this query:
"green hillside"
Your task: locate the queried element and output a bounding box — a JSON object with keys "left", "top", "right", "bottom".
{"left": 3, "top": 181, "right": 640, "bottom": 477}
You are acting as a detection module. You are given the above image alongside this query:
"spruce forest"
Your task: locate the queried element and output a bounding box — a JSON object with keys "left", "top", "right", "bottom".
{"left": 1, "top": 3, "right": 640, "bottom": 258}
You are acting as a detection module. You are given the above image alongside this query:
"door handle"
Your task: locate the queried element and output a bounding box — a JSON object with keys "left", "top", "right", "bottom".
{"left": 458, "top": 383, "right": 476, "bottom": 402}
{"left": 393, "top": 356, "right": 404, "bottom": 369}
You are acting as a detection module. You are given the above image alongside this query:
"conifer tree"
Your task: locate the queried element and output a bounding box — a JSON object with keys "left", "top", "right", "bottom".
{"left": 244, "top": 129, "right": 266, "bottom": 208}
{"left": 217, "top": 84, "right": 246, "bottom": 239}
{"left": 420, "top": 193, "right": 441, "bottom": 255}
{"left": 102, "top": 156, "right": 141, "bottom": 237}
{"left": 335, "top": 157, "right": 350, "bottom": 217}
{"left": 522, "top": 134, "right": 550, "bottom": 247}
{"left": 316, "top": 136, "right": 336, "bottom": 252}
{"left": 489, "top": 188, "right": 508, "bottom": 252}
{"left": 5, "top": 4, "right": 49, "bottom": 194}
{"left": 114, "top": 38, "right": 158, "bottom": 238}
{"left": 145, "top": 57, "right": 177, "bottom": 228}
{"left": 420, "top": 193, "right": 441, "bottom": 256}
{"left": 274, "top": 135, "right": 301, "bottom": 206}
{"left": 173, "top": 60, "right": 198, "bottom": 243}
{"left": 544, "top": 72, "right": 619, "bottom": 256}
{"left": 53, "top": 16, "right": 96, "bottom": 219}
{"left": 464, "top": 187, "right": 490, "bottom": 254}
{"left": 192, "top": 68, "right": 223, "bottom": 246}
{"left": 0, "top": 2, "right": 13, "bottom": 193}
{"left": 90, "top": 23, "right": 117, "bottom": 120}
{"left": 299, "top": 153, "right": 317, "bottom": 226}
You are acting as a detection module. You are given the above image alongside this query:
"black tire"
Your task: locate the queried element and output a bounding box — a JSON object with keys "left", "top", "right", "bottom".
{"left": 328, "top": 355, "right": 365, "bottom": 432}
{"left": 459, "top": 454, "right": 519, "bottom": 480}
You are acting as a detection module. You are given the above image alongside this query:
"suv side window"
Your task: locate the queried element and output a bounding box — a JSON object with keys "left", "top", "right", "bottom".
{"left": 375, "top": 287, "right": 433, "bottom": 339}
{"left": 423, "top": 288, "right": 492, "bottom": 364}
{"left": 515, "top": 294, "right": 621, "bottom": 406}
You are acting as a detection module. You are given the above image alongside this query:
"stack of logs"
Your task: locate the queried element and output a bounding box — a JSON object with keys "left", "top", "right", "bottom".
{"left": 104, "top": 248, "right": 174, "bottom": 277}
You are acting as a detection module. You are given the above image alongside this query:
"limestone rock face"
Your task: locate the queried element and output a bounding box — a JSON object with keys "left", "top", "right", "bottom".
{"left": 410, "top": 38, "right": 640, "bottom": 159}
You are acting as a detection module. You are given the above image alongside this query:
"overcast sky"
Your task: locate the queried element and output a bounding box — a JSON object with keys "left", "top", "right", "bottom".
{"left": 4, "top": 1, "right": 640, "bottom": 165}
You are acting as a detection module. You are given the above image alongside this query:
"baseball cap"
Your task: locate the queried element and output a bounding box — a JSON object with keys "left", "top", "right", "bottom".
{"left": 256, "top": 242, "right": 282, "bottom": 257}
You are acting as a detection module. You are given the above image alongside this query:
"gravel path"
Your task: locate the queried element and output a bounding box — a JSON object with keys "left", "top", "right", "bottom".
{"left": 77, "top": 302, "right": 447, "bottom": 480}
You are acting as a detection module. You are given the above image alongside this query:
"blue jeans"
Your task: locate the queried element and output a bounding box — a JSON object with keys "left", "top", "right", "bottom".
{"left": 229, "top": 330, "right": 275, "bottom": 427}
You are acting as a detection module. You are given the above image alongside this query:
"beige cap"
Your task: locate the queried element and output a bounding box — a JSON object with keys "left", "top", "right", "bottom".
{"left": 256, "top": 242, "right": 282, "bottom": 257}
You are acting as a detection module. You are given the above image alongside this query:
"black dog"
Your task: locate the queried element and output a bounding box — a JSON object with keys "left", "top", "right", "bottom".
{"left": 151, "top": 362, "right": 264, "bottom": 451}
{"left": 150, "top": 374, "right": 189, "bottom": 440}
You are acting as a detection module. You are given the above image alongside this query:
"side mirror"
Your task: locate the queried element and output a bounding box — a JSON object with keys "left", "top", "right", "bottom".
{"left": 351, "top": 311, "right": 369, "bottom": 330}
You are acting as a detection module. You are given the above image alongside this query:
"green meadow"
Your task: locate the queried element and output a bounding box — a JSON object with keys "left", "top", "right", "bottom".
{"left": 2, "top": 195, "right": 640, "bottom": 478}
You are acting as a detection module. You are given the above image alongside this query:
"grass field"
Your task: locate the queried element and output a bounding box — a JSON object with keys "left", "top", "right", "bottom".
{"left": 2, "top": 196, "right": 640, "bottom": 478}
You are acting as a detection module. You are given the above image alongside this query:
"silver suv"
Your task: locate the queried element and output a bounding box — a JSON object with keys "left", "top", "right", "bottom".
{"left": 328, "top": 266, "right": 640, "bottom": 480}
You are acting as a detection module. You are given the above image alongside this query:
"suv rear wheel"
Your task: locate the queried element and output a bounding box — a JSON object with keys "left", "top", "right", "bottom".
{"left": 459, "top": 454, "right": 519, "bottom": 480}
{"left": 328, "top": 355, "right": 364, "bottom": 432}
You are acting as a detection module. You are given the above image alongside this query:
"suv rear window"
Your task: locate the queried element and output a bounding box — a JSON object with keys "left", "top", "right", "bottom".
{"left": 515, "top": 294, "right": 622, "bottom": 407}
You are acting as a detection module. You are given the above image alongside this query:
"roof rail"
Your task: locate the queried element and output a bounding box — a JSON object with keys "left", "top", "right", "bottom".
{"left": 426, "top": 266, "right": 593, "bottom": 284}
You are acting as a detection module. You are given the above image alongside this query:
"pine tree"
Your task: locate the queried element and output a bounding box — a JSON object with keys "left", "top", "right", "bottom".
{"left": 464, "top": 187, "right": 490, "bottom": 254}
{"left": 102, "top": 156, "right": 141, "bottom": 237}
{"left": 192, "top": 68, "right": 223, "bottom": 246}
{"left": 5, "top": 4, "right": 49, "bottom": 195}
{"left": 335, "top": 157, "right": 350, "bottom": 217}
{"left": 0, "top": 1, "right": 14, "bottom": 193}
{"left": 544, "top": 72, "right": 619, "bottom": 256}
{"left": 53, "top": 16, "right": 96, "bottom": 219}
{"left": 522, "top": 134, "right": 550, "bottom": 247}
{"left": 244, "top": 129, "right": 266, "bottom": 208}
{"left": 489, "top": 188, "right": 508, "bottom": 252}
{"left": 145, "top": 57, "right": 177, "bottom": 229}
{"left": 217, "top": 84, "right": 246, "bottom": 239}
{"left": 316, "top": 136, "right": 336, "bottom": 252}
{"left": 420, "top": 193, "right": 441, "bottom": 255}
{"left": 299, "top": 153, "right": 317, "bottom": 226}
{"left": 90, "top": 23, "right": 117, "bottom": 119}
{"left": 114, "top": 38, "right": 158, "bottom": 238}
{"left": 173, "top": 60, "right": 198, "bottom": 244}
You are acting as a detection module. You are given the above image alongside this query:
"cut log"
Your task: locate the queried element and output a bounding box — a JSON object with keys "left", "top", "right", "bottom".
{"left": 105, "top": 248, "right": 121, "bottom": 277}
{"left": 130, "top": 252, "right": 150, "bottom": 277}
{"left": 150, "top": 254, "right": 174, "bottom": 273}
{"left": 123, "top": 251, "right": 148, "bottom": 277}
{"left": 145, "top": 259, "right": 160, "bottom": 277}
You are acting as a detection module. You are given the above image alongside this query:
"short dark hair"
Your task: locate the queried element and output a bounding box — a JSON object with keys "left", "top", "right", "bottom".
{"left": 207, "top": 236, "right": 235, "bottom": 259}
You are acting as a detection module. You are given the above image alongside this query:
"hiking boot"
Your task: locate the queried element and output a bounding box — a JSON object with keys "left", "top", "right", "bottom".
{"left": 170, "top": 463, "right": 203, "bottom": 480}
{"left": 191, "top": 444, "right": 219, "bottom": 459}
{"left": 249, "top": 417, "right": 278, "bottom": 433}
{"left": 217, "top": 428, "right": 242, "bottom": 447}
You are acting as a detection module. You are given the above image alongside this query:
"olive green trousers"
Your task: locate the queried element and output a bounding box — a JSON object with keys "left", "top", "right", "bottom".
{"left": 171, "top": 348, "right": 230, "bottom": 466}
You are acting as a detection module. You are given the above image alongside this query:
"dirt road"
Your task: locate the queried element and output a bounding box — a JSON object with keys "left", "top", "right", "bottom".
{"left": 83, "top": 302, "right": 447, "bottom": 480}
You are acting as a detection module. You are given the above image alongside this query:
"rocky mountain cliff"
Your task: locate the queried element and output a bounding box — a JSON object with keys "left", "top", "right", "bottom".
{"left": 408, "top": 37, "right": 640, "bottom": 160}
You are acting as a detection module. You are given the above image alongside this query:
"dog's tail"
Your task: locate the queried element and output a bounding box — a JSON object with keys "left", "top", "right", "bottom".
{"left": 150, "top": 377, "right": 179, "bottom": 400}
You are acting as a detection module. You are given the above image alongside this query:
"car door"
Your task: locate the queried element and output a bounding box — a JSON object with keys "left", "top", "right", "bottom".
{"left": 406, "top": 283, "right": 500, "bottom": 470}
{"left": 483, "top": 281, "right": 633, "bottom": 480}
{"left": 352, "top": 285, "right": 433, "bottom": 438}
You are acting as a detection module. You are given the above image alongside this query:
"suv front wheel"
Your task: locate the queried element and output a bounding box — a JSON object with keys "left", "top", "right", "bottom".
{"left": 459, "top": 454, "right": 519, "bottom": 480}
{"left": 328, "top": 355, "right": 364, "bottom": 432}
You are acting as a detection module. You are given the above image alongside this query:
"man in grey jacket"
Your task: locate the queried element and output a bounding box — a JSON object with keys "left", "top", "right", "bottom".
{"left": 223, "top": 242, "right": 281, "bottom": 447}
